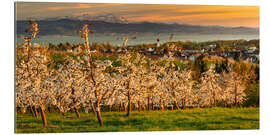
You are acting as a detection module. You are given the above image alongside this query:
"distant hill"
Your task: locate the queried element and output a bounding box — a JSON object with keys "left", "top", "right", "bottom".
{"left": 16, "top": 19, "right": 259, "bottom": 37}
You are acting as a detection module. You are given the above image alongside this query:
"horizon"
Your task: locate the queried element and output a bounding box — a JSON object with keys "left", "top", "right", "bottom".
{"left": 16, "top": 2, "right": 259, "bottom": 28}
{"left": 16, "top": 17, "right": 259, "bottom": 29}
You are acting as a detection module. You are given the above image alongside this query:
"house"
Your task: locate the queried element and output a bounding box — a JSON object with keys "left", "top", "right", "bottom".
{"left": 148, "top": 47, "right": 155, "bottom": 52}
{"left": 90, "top": 50, "right": 97, "bottom": 53}
{"left": 189, "top": 55, "right": 195, "bottom": 61}
{"left": 116, "top": 47, "right": 123, "bottom": 53}
{"left": 248, "top": 46, "right": 257, "bottom": 51}
{"left": 209, "top": 44, "right": 216, "bottom": 48}
{"left": 67, "top": 47, "right": 73, "bottom": 53}
{"left": 33, "top": 43, "right": 40, "bottom": 48}
{"left": 72, "top": 45, "right": 83, "bottom": 54}
{"left": 247, "top": 46, "right": 257, "bottom": 53}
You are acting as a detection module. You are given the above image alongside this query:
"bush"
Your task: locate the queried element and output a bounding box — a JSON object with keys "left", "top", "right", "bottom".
{"left": 244, "top": 81, "right": 259, "bottom": 107}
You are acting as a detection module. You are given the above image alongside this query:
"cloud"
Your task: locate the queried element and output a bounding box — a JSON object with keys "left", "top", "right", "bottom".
{"left": 16, "top": 2, "right": 259, "bottom": 27}
{"left": 47, "top": 4, "right": 92, "bottom": 11}
{"left": 119, "top": 5, "right": 259, "bottom": 27}
{"left": 72, "top": 11, "right": 95, "bottom": 16}
{"left": 46, "top": 3, "right": 126, "bottom": 11}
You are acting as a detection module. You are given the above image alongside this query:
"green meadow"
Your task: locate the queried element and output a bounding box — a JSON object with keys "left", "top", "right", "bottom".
{"left": 16, "top": 107, "right": 259, "bottom": 133}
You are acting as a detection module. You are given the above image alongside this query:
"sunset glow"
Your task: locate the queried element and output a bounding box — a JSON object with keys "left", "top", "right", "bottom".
{"left": 16, "top": 2, "right": 259, "bottom": 27}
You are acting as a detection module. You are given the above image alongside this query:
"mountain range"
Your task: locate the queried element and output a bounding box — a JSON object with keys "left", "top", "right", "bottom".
{"left": 16, "top": 14, "right": 259, "bottom": 37}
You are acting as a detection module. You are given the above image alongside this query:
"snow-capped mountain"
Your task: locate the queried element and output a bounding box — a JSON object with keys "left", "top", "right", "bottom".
{"left": 24, "top": 14, "right": 129, "bottom": 24}
{"left": 70, "top": 14, "right": 129, "bottom": 24}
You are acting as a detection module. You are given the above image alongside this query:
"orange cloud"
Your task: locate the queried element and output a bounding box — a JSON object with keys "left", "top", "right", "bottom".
{"left": 123, "top": 5, "right": 259, "bottom": 27}
{"left": 47, "top": 4, "right": 92, "bottom": 11}
{"left": 47, "top": 3, "right": 126, "bottom": 11}
{"left": 17, "top": 2, "right": 259, "bottom": 27}
{"left": 72, "top": 11, "right": 95, "bottom": 16}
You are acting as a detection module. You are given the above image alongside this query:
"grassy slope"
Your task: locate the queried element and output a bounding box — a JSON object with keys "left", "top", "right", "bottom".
{"left": 16, "top": 107, "right": 259, "bottom": 133}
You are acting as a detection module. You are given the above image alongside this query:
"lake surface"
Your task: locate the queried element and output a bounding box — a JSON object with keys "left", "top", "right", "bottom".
{"left": 16, "top": 33, "right": 259, "bottom": 46}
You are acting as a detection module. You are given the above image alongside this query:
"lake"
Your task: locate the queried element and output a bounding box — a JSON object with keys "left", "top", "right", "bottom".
{"left": 16, "top": 33, "right": 259, "bottom": 46}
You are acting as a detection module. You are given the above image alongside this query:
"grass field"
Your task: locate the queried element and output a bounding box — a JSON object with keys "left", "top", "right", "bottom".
{"left": 16, "top": 107, "right": 259, "bottom": 133}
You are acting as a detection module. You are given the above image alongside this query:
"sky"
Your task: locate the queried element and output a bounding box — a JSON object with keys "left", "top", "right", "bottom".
{"left": 16, "top": 2, "right": 259, "bottom": 28}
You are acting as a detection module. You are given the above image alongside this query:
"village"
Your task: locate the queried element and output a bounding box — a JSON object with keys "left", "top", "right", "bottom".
{"left": 60, "top": 40, "right": 259, "bottom": 64}
{"left": 19, "top": 39, "right": 259, "bottom": 64}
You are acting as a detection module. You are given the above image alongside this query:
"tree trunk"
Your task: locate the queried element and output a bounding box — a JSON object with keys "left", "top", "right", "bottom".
{"left": 124, "top": 103, "right": 127, "bottom": 112}
{"left": 126, "top": 90, "right": 131, "bottom": 117}
{"left": 30, "top": 106, "right": 35, "bottom": 118}
{"left": 147, "top": 95, "right": 150, "bottom": 111}
{"left": 109, "top": 105, "right": 112, "bottom": 112}
{"left": 151, "top": 94, "right": 154, "bottom": 110}
{"left": 234, "top": 83, "right": 238, "bottom": 107}
{"left": 48, "top": 106, "right": 51, "bottom": 113}
{"left": 34, "top": 106, "right": 38, "bottom": 119}
{"left": 161, "top": 105, "right": 164, "bottom": 111}
{"left": 210, "top": 82, "right": 216, "bottom": 107}
{"left": 171, "top": 105, "right": 174, "bottom": 111}
{"left": 39, "top": 107, "right": 47, "bottom": 128}
{"left": 181, "top": 99, "right": 185, "bottom": 109}
{"left": 119, "top": 102, "right": 122, "bottom": 112}
{"left": 173, "top": 91, "right": 180, "bottom": 110}
{"left": 211, "top": 91, "right": 216, "bottom": 107}
{"left": 164, "top": 104, "right": 167, "bottom": 110}
{"left": 96, "top": 107, "right": 103, "bottom": 127}
{"left": 90, "top": 101, "right": 96, "bottom": 115}
{"left": 122, "top": 103, "right": 125, "bottom": 111}
{"left": 118, "top": 104, "right": 121, "bottom": 112}
{"left": 160, "top": 100, "right": 164, "bottom": 111}
{"left": 213, "top": 95, "right": 216, "bottom": 107}
{"left": 74, "top": 108, "right": 80, "bottom": 118}
{"left": 224, "top": 101, "right": 227, "bottom": 107}
{"left": 138, "top": 101, "right": 142, "bottom": 112}
{"left": 174, "top": 100, "right": 180, "bottom": 110}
